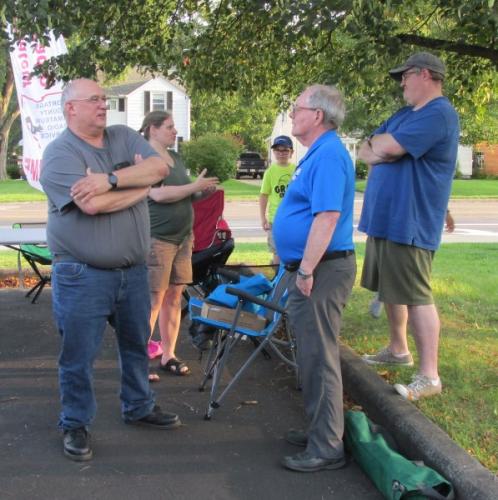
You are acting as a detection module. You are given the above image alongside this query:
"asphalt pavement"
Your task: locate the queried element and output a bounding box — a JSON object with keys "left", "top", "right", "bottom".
{"left": 0, "top": 289, "right": 382, "bottom": 500}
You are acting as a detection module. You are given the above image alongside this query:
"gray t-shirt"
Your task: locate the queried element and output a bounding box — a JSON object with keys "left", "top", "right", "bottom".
{"left": 41, "top": 125, "right": 159, "bottom": 268}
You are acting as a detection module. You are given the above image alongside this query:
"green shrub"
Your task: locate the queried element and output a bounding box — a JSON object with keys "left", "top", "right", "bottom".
{"left": 6, "top": 163, "right": 21, "bottom": 179}
{"left": 355, "top": 160, "right": 368, "bottom": 179}
{"left": 182, "top": 133, "right": 242, "bottom": 182}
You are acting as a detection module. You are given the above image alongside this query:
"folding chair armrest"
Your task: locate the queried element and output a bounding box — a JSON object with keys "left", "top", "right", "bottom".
{"left": 216, "top": 267, "right": 241, "bottom": 283}
{"left": 225, "top": 286, "right": 286, "bottom": 314}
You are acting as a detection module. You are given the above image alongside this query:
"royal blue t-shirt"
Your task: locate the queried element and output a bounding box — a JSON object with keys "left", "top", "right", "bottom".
{"left": 358, "top": 97, "right": 459, "bottom": 251}
{"left": 273, "top": 130, "right": 355, "bottom": 264}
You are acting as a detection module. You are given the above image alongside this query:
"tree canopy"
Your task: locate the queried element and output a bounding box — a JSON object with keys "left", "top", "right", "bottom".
{"left": 4, "top": 0, "right": 498, "bottom": 143}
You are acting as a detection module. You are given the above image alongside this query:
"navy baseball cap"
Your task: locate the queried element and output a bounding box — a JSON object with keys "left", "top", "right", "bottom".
{"left": 271, "top": 135, "right": 293, "bottom": 149}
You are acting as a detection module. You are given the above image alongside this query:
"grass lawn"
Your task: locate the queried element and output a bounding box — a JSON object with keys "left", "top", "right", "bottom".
{"left": 0, "top": 178, "right": 260, "bottom": 203}
{"left": 226, "top": 242, "right": 498, "bottom": 473}
{"left": 220, "top": 179, "right": 260, "bottom": 200}
{"left": 1, "top": 239, "right": 496, "bottom": 472}
{"left": 0, "top": 180, "right": 47, "bottom": 202}
{"left": 2, "top": 178, "right": 497, "bottom": 202}
{"left": 355, "top": 178, "right": 498, "bottom": 198}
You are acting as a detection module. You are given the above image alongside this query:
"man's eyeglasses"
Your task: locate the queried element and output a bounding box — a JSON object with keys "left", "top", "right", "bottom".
{"left": 274, "top": 148, "right": 291, "bottom": 153}
{"left": 70, "top": 95, "right": 108, "bottom": 104}
{"left": 401, "top": 69, "right": 420, "bottom": 82}
{"left": 291, "top": 105, "right": 319, "bottom": 114}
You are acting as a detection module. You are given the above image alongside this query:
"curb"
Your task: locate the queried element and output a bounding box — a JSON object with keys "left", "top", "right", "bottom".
{"left": 340, "top": 344, "right": 498, "bottom": 500}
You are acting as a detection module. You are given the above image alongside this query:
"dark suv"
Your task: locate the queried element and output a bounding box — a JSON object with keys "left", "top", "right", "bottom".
{"left": 236, "top": 152, "right": 267, "bottom": 179}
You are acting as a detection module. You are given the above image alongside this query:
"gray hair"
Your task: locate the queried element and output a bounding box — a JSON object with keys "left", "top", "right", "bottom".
{"left": 306, "top": 84, "right": 345, "bottom": 129}
{"left": 60, "top": 81, "right": 77, "bottom": 118}
{"left": 60, "top": 79, "right": 96, "bottom": 118}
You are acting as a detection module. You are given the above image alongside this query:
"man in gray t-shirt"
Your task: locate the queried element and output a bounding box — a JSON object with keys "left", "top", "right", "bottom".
{"left": 40, "top": 78, "right": 181, "bottom": 462}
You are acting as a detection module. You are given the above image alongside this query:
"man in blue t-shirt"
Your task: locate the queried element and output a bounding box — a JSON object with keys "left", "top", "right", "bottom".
{"left": 357, "top": 52, "right": 459, "bottom": 401}
{"left": 273, "top": 85, "right": 356, "bottom": 473}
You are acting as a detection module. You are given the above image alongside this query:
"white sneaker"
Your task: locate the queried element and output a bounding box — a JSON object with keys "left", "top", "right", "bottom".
{"left": 394, "top": 374, "right": 442, "bottom": 401}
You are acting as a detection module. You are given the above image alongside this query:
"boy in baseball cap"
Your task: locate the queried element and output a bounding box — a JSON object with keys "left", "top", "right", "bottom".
{"left": 259, "top": 136, "right": 295, "bottom": 264}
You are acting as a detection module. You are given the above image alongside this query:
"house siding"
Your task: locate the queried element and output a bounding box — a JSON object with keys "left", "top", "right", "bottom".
{"left": 106, "top": 77, "right": 190, "bottom": 150}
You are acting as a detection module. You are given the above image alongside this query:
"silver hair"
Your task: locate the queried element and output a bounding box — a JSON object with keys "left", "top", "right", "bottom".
{"left": 60, "top": 79, "right": 97, "bottom": 118}
{"left": 60, "top": 81, "right": 77, "bottom": 118}
{"left": 306, "top": 84, "right": 346, "bottom": 129}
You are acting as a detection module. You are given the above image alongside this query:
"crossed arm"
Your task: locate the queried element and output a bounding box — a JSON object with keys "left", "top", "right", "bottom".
{"left": 70, "top": 156, "right": 168, "bottom": 215}
{"left": 357, "top": 133, "right": 407, "bottom": 165}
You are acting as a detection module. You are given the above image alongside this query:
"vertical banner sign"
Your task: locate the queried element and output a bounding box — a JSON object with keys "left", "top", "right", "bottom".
{"left": 9, "top": 30, "right": 68, "bottom": 191}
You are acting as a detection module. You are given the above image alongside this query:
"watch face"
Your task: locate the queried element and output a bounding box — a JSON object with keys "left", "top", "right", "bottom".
{"left": 108, "top": 173, "right": 118, "bottom": 188}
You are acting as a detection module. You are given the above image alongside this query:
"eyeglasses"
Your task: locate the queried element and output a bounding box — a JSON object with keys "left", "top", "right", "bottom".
{"left": 70, "top": 95, "right": 108, "bottom": 104}
{"left": 401, "top": 69, "right": 420, "bottom": 82}
{"left": 291, "top": 105, "right": 319, "bottom": 114}
{"left": 274, "top": 148, "right": 291, "bottom": 153}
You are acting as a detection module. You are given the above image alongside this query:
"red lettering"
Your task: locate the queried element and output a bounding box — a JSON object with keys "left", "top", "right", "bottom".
{"left": 23, "top": 158, "right": 41, "bottom": 181}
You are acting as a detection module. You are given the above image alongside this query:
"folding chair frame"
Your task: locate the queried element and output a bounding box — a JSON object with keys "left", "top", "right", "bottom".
{"left": 195, "top": 286, "right": 298, "bottom": 420}
{"left": 12, "top": 223, "right": 52, "bottom": 304}
{"left": 18, "top": 247, "right": 52, "bottom": 303}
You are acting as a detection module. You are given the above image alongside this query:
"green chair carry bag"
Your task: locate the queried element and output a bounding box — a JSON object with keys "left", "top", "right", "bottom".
{"left": 344, "top": 410, "right": 454, "bottom": 500}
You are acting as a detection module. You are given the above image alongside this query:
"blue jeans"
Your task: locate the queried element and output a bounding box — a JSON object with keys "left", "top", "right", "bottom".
{"left": 52, "top": 262, "right": 155, "bottom": 430}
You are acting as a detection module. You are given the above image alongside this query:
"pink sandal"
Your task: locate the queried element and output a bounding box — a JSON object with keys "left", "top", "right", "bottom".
{"left": 147, "top": 340, "right": 163, "bottom": 360}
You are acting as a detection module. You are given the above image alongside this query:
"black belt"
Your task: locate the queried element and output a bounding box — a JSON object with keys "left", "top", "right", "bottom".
{"left": 284, "top": 250, "right": 354, "bottom": 273}
{"left": 52, "top": 255, "right": 136, "bottom": 270}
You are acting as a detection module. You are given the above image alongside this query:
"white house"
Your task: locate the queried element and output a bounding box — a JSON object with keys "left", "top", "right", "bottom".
{"left": 105, "top": 76, "right": 190, "bottom": 151}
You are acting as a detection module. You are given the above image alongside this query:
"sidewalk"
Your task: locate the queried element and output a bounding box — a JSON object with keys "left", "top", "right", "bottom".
{"left": 0, "top": 289, "right": 381, "bottom": 500}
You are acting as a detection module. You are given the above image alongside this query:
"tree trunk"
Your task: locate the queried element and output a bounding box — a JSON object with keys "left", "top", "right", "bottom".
{"left": 0, "top": 61, "right": 20, "bottom": 180}
{"left": 0, "top": 109, "right": 20, "bottom": 180}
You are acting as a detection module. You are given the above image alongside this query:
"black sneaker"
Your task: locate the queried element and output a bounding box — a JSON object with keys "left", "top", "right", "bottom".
{"left": 282, "top": 451, "right": 346, "bottom": 472}
{"left": 63, "top": 427, "right": 93, "bottom": 462}
{"left": 125, "top": 405, "right": 181, "bottom": 430}
{"left": 285, "top": 429, "right": 308, "bottom": 447}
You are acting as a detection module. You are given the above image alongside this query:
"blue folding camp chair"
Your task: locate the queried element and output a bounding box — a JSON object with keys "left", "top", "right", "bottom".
{"left": 189, "top": 267, "right": 298, "bottom": 420}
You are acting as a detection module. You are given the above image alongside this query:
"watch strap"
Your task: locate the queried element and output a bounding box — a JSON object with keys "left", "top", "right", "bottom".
{"left": 297, "top": 268, "right": 313, "bottom": 279}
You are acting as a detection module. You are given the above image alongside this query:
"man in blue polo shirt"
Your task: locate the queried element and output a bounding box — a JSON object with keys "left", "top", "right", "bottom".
{"left": 358, "top": 52, "right": 459, "bottom": 401}
{"left": 273, "top": 84, "right": 356, "bottom": 472}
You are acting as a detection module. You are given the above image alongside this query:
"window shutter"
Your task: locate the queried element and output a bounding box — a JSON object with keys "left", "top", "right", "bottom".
{"left": 144, "top": 91, "right": 150, "bottom": 114}
{"left": 118, "top": 98, "right": 125, "bottom": 112}
{"left": 167, "top": 91, "right": 173, "bottom": 111}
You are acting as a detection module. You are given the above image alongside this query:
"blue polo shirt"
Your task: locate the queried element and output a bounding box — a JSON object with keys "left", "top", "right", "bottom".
{"left": 273, "top": 130, "right": 355, "bottom": 264}
{"left": 358, "top": 96, "right": 459, "bottom": 250}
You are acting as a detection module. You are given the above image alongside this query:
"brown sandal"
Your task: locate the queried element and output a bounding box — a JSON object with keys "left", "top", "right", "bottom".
{"left": 159, "top": 358, "right": 190, "bottom": 376}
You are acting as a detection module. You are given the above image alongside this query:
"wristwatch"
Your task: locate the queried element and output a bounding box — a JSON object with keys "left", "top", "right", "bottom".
{"left": 107, "top": 173, "right": 118, "bottom": 190}
{"left": 297, "top": 268, "right": 313, "bottom": 279}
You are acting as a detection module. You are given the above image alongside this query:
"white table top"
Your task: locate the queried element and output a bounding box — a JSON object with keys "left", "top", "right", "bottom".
{"left": 0, "top": 228, "right": 47, "bottom": 246}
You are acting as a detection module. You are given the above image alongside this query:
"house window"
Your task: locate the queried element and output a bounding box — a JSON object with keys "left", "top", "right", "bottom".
{"left": 150, "top": 92, "right": 173, "bottom": 111}
{"left": 118, "top": 98, "right": 125, "bottom": 112}
{"left": 107, "top": 98, "right": 118, "bottom": 111}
